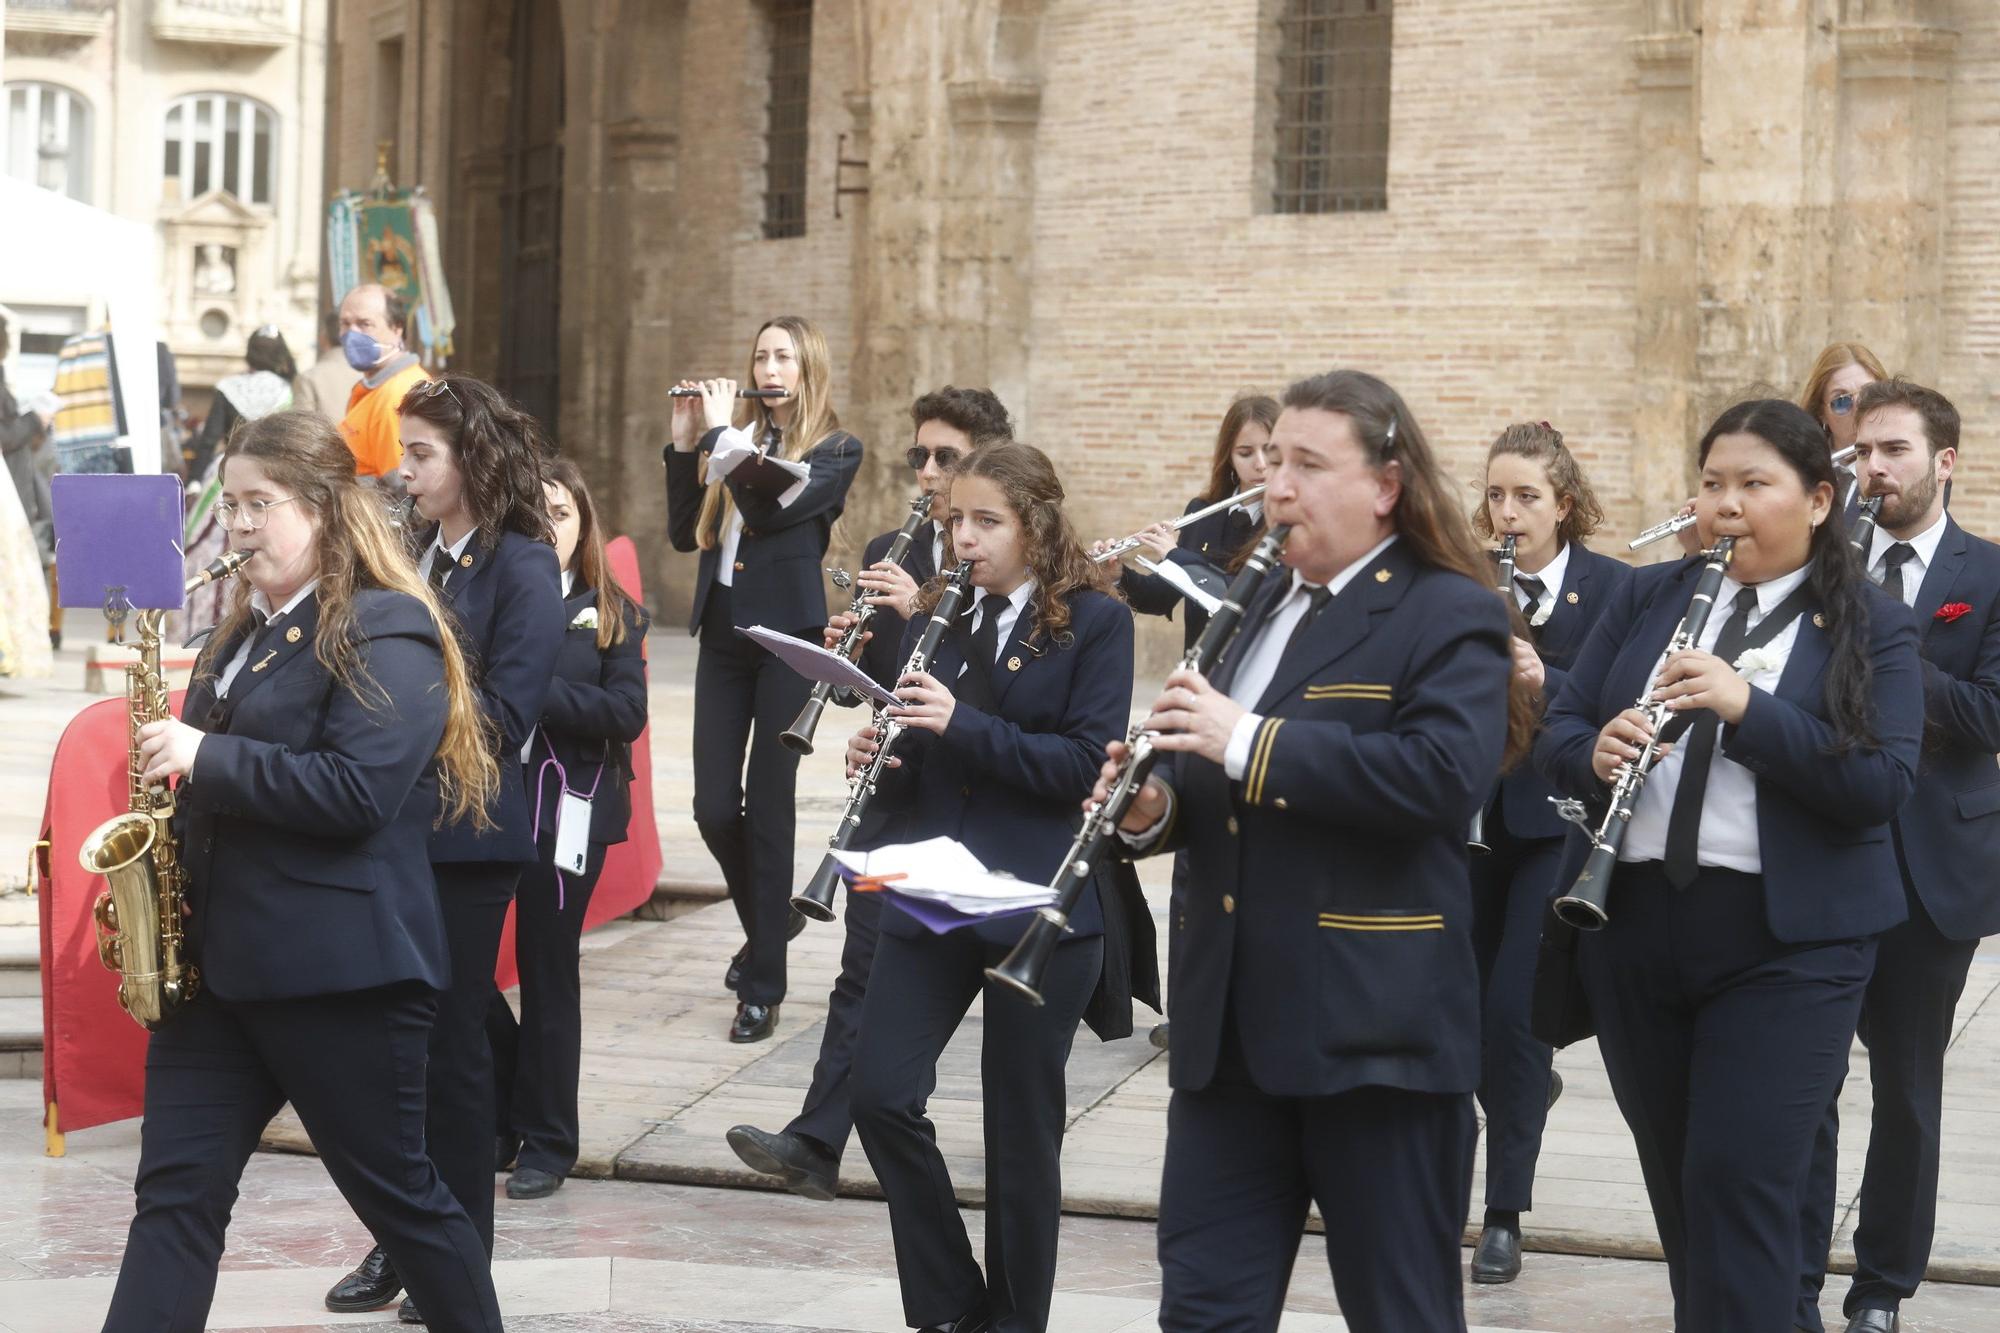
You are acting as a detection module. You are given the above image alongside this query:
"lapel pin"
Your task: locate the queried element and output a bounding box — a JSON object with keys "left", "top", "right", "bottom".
{"left": 1566, "top": 591, "right": 1579, "bottom": 604}
{"left": 1007, "top": 656, "right": 1023, "bottom": 672}
{"left": 1813, "top": 612, "right": 1826, "bottom": 628}
{"left": 1374, "top": 568, "right": 1391, "bottom": 583}
{"left": 250, "top": 649, "right": 277, "bottom": 673}
{"left": 459, "top": 553, "right": 474, "bottom": 568}
{"left": 285, "top": 626, "right": 303, "bottom": 643}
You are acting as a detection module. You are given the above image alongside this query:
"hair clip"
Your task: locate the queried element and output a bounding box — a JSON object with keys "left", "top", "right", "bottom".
{"left": 1382, "top": 416, "right": 1398, "bottom": 452}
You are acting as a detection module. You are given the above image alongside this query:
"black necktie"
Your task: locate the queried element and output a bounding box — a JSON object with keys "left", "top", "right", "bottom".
{"left": 428, "top": 546, "right": 453, "bottom": 594}
{"left": 1515, "top": 572, "right": 1548, "bottom": 626}
{"left": 1277, "top": 584, "right": 1334, "bottom": 666}
{"left": 1662, "top": 587, "right": 1756, "bottom": 888}
{"left": 964, "top": 592, "right": 1010, "bottom": 673}
{"left": 1878, "top": 541, "right": 1916, "bottom": 605}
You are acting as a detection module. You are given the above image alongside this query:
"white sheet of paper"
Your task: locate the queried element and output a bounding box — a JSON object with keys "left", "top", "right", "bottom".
{"left": 1133, "top": 554, "right": 1224, "bottom": 615}
{"left": 743, "top": 624, "right": 900, "bottom": 709}
{"left": 830, "top": 836, "right": 1057, "bottom": 915}
{"left": 707, "top": 426, "right": 811, "bottom": 506}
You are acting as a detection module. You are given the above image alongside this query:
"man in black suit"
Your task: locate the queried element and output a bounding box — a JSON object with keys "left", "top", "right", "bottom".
{"left": 725, "top": 385, "right": 1010, "bottom": 1200}
{"left": 1796, "top": 380, "right": 2000, "bottom": 1333}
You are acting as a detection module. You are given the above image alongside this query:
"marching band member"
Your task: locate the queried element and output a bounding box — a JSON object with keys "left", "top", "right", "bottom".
{"left": 1798, "top": 341, "right": 1888, "bottom": 459}
{"left": 1795, "top": 381, "right": 2000, "bottom": 1333}
{"left": 1102, "top": 369, "right": 1531, "bottom": 1332}
{"left": 1537, "top": 399, "right": 1923, "bottom": 1329}
{"left": 489, "top": 457, "right": 650, "bottom": 1202}
{"left": 845, "top": 442, "right": 1135, "bottom": 1333}
{"left": 1465, "top": 422, "right": 1632, "bottom": 1284}
{"left": 325, "top": 372, "right": 565, "bottom": 1321}
{"left": 725, "top": 385, "right": 1011, "bottom": 1200}
{"left": 1111, "top": 394, "right": 1278, "bottom": 650}
{"left": 666, "top": 315, "right": 863, "bottom": 1043}
{"left": 106, "top": 411, "right": 503, "bottom": 1333}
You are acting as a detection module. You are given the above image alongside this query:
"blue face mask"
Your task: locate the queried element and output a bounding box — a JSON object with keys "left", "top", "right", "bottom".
{"left": 342, "top": 328, "right": 390, "bottom": 371}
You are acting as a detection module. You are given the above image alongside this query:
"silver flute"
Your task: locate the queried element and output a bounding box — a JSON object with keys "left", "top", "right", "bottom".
{"left": 1093, "top": 486, "right": 1267, "bottom": 564}
{"left": 1628, "top": 444, "right": 1861, "bottom": 551}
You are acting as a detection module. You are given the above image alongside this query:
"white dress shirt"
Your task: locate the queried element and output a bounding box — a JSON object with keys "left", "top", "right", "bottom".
{"left": 1514, "top": 540, "right": 1571, "bottom": 625}
{"left": 1866, "top": 508, "right": 1948, "bottom": 609}
{"left": 1220, "top": 535, "right": 1399, "bottom": 780}
{"left": 216, "top": 579, "right": 322, "bottom": 698}
{"left": 419, "top": 525, "right": 477, "bottom": 590}
{"left": 1619, "top": 561, "right": 1814, "bottom": 873}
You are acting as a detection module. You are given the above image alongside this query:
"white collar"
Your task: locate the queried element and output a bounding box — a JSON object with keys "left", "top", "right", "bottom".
{"left": 561, "top": 568, "right": 575, "bottom": 597}
{"left": 249, "top": 578, "right": 320, "bottom": 623}
{"left": 1519, "top": 539, "right": 1571, "bottom": 596}
{"left": 1231, "top": 491, "right": 1264, "bottom": 522}
{"left": 1870, "top": 506, "right": 1948, "bottom": 571}
{"left": 982, "top": 575, "right": 1037, "bottom": 617}
{"left": 435, "top": 526, "right": 477, "bottom": 561}
{"left": 1294, "top": 533, "right": 1399, "bottom": 602}
{"left": 1719, "top": 559, "right": 1813, "bottom": 617}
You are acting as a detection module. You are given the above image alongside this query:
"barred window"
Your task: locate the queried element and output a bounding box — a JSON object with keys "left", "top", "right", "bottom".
{"left": 1272, "top": 0, "right": 1391, "bottom": 214}
{"left": 762, "top": 0, "right": 813, "bottom": 240}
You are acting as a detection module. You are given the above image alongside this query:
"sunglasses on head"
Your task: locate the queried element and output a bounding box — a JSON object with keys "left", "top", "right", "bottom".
{"left": 407, "top": 378, "right": 462, "bottom": 412}
{"left": 905, "top": 445, "right": 964, "bottom": 471}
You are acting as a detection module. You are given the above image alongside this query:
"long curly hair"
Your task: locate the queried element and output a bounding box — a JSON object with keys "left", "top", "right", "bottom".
{"left": 203, "top": 410, "right": 499, "bottom": 828}
{"left": 1469, "top": 421, "right": 1605, "bottom": 547}
{"left": 1697, "top": 398, "right": 1876, "bottom": 754}
{"left": 397, "top": 372, "right": 555, "bottom": 548}
{"left": 914, "top": 441, "right": 1113, "bottom": 648}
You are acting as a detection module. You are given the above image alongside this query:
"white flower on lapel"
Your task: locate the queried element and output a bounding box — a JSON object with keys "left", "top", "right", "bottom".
{"left": 569, "top": 606, "right": 599, "bottom": 630}
{"left": 1732, "top": 646, "right": 1783, "bottom": 679}
{"left": 1529, "top": 601, "right": 1555, "bottom": 628}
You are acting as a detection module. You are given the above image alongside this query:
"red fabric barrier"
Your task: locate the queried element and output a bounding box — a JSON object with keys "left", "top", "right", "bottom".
{"left": 40, "top": 536, "right": 663, "bottom": 1140}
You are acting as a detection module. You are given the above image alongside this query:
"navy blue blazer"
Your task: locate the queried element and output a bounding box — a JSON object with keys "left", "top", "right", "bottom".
{"left": 854, "top": 518, "right": 941, "bottom": 694}
{"left": 1143, "top": 540, "right": 1511, "bottom": 1099}
{"left": 665, "top": 426, "right": 863, "bottom": 635}
{"left": 422, "top": 523, "right": 566, "bottom": 864}
{"left": 1536, "top": 556, "right": 1923, "bottom": 944}
{"left": 179, "top": 590, "right": 451, "bottom": 1001}
{"left": 1119, "top": 496, "right": 1262, "bottom": 652}
{"left": 525, "top": 585, "right": 650, "bottom": 848}
{"left": 1492, "top": 543, "right": 1634, "bottom": 841}
{"left": 1889, "top": 516, "right": 2000, "bottom": 940}
{"left": 877, "top": 587, "right": 1135, "bottom": 949}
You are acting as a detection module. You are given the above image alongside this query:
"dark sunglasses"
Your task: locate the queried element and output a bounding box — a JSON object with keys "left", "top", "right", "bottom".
{"left": 905, "top": 445, "right": 964, "bottom": 471}
{"left": 1830, "top": 391, "right": 1856, "bottom": 416}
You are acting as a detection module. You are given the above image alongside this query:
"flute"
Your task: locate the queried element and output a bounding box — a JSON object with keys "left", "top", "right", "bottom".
{"left": 1629, "top": 445, "right": 1861, "bottom": 550}
{"left": 1093, "top": 486, "right": 1267, "bottom": 564}
{"left": 668, "top": 387, "right": 790, "bottom": 399}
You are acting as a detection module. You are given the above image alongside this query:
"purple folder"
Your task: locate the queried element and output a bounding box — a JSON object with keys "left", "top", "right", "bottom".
{"left": 872, "top": 889, "right": 1044, "bottom": 935}
{"left": 51, "top": 474, "right": 188, "bottom": 610}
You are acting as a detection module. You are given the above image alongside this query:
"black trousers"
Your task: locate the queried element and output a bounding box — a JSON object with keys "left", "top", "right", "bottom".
{"left": 1468, "top": 820, "right": 1563, "bottom": 1213}
{"left": 786, "top": 881, "right": 884, "bottom": 1163}
{"left": 102, "top": 986, "right": 501, "bottom": 1333}
{"left": 1581, "top": 861, "right": 1872, "bottom": 1332}
{"left": 851, "top": 928, "right": 1103, "bottom": 1333}
{"left": 1156, "top": 1032, "right": 1474, "bottom": 1333}
{"left": 489, "top": 841, "right": 607, "bottom": 1177}
{"left": 691, "top": 587, "right": 812, "bottom": 1006}
{"left": 1795, "top": 892, "right": 1979, "bottom": 1330}
{"left": 428, "top": 861, "right": 521, "bottom": 1251}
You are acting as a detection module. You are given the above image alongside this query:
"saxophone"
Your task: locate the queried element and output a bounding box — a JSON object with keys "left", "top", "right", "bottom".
{"left": 79, "top": 550, "right": 250, "bottom": 1029}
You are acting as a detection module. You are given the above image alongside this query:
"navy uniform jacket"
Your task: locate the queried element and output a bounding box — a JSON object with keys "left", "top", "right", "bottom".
{"left": 854, "top": 519, "right": 941, "bottom": 694}
{"left": 878, "top": 588, "right": 1135, "bottom": 949}
{"left": 665, "top": 426, "right": 864, "bottom": 635}
{"left": 526, "top": 585, "right": 651, "bottom": 847}
{"left": 1144, "top": 540, "right": 1511, "bottom": 1099}
{"left": 422, "top": 523, "right": 566, "bottom": 864}
{"left": 1888, "top": 516, "right": 2000, "bottom": 940}
{"left": 179, "top": 590, "right": 451, "bottom": 1001}
{"left": 1120, "top": 496, "right": 1261, "bottom": 652}
{"left": 1494, "top": 543, "right": 1635, "bottom": 841}
{"left": 1536, "top": 557, "right": 1924, "bottom": 944}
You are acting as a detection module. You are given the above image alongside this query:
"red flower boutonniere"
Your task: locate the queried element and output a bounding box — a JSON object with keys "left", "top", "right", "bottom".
{"left": 1936, "top": 602, "right": 1973, "bottom": 623}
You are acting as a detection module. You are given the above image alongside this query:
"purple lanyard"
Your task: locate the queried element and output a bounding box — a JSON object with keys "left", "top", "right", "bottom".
{"left": 528, "top": 727, "right": 607, "bottom": 909}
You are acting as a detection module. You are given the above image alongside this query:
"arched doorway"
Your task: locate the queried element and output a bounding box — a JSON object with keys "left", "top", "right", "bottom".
{"left": 497, "top": 0, "right": 564, "bottom": 435}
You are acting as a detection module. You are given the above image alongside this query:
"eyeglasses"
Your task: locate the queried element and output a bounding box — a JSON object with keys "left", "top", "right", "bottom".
{"left": 905, "top": 445, "right": 964, "bottom": 471}
{"left": 214, "top": 496, "right": 297, "bottom": 529}
{"left": 406, "top": 378, "right": 461, "bottom": 411}
{"left": 1830, "top": 391, "right": 1856, "bottom": 416}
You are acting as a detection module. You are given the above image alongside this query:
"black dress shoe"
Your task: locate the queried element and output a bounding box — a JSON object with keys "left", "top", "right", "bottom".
{"left": 724, "top": 944, "right": 747, "bottom": 993}
{"left": 1148, "top": 1022, "right": 1171, "bottom": 1051}
{"left": 726, "top": 1124, "right": 838, "bottom": 1201}
{"left": 1470, "top": 1225, "right": 1522, "bottom": 1284}
{"left": 507, "top": 1165, "right": 565, "bottom": 1199}
{"left": 399, "top": 1294, "right": 425, "bottom": 1324}
{"left": 1844, "top": 1311, "right": 1898, "bottom": 1333}
{"left": 325, "top": 1244, "right": 402, "bottom": 1312}
{"left": 729, "top": 1001, "right": 778, "bottom": 1043}
{"left": 922, "top": 1309, "right": 992, "bottom": 1333}
{"left": 1546, "top": 1067, "right": 1565, "bottom": 1112}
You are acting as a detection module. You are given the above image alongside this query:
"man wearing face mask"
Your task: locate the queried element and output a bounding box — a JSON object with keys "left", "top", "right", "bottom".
{"left": 336, "top": 283, "right": 428, "bottom": 481}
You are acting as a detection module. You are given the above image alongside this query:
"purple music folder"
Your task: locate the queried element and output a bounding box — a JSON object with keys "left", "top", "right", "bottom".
{"left": 871, "top": 890, "right": 1042, "bottom": 936}
{"left": 51, "top": 474, "right": 188, "bottom": 610}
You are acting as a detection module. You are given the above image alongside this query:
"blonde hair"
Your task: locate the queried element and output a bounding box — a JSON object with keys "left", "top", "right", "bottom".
{"left": 1797, "top": 342, "right": 1888, "bottom": 428}
{"left": 695, "top": 315, "right": 842, "bottom": 549}
{"left": 207, "top": 411, "right": 500, "bottom": 829}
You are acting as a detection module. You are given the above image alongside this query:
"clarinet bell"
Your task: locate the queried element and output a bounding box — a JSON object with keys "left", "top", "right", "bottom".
{"left": 984, "top": 907, "right": 1067, "bottom": 1006}
{"left": 1552, "top": 843, "right": 1616, "bottom": 932}
{"left": 781, "top": 686, "right": 832, "bottom": 756}
{"left": 791, "top": 852, "right": 844, "bottom": 923}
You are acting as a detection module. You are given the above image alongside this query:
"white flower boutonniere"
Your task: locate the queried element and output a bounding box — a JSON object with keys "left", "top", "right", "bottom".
{"left": 1733, "top": 646, "right": 1783, "bottom": 678}
{"left": 1529, "top": 601, "right": 1554, "bottom": 628}
{"left": 569, "top": 606, "right": 600, "bottom": 631}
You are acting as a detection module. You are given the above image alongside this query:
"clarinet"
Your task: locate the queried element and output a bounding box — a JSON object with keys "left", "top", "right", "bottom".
{"left": 782, "top": 491, "right": 934, "bottom": 756}
{"left": 1550, "top": 538, "right": 1736, "bottom": 930}
{"left": 986, "top": 524, "right": 1295, "bottom": 1004}
{"left": 791, "top": 561, "right": 977, "bottom": 922}
{"left": 1467, "top": 533, "right": 1518, "bottom": 855}
{"left": 1848, "top": 494, "right": 1884, "bottom": 556}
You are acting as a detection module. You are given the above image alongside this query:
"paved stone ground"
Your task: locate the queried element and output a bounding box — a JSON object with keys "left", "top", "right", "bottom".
{"left": 4, "top": 622, "right": 2000, "bottom": 1329}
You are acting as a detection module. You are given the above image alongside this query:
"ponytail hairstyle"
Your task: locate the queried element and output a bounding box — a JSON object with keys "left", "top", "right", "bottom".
{"left": 913, "top": 441, "right": 1114, "bottom": 648}
{"left": 1469, "top": 421, "right": 1605, "bottom": 547}
{"left": 397, "top": 372, "right": 556, "bottom": 548}
{"left": 1281, "top": 370, "right": 1540, "bottom": 770}
{"left": 206, "top": 410, "right": 500, "bottom": 828}
{"left": 694, "top": 314, "right": 844, "bottom": 550}
{"left": 1696, "top": 399, "right": 1874, "bottom": 754}
{"left": 546, "top": 455, "right": 642, "bottom": 651}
